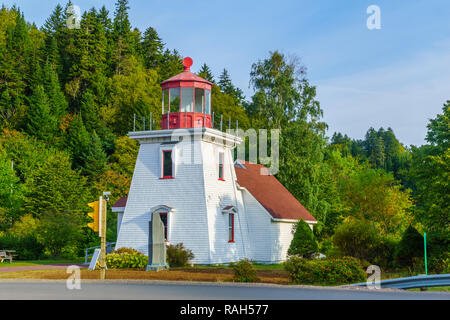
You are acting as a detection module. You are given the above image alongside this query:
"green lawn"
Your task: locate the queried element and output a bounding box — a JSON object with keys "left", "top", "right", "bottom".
{"left": 0, "top": 258, "right": 84, "bottom": 267}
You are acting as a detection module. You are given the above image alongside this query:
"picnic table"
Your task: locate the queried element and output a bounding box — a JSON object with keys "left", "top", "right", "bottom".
{"left": 0, "top": 250, "right": 16, "bottom": 263}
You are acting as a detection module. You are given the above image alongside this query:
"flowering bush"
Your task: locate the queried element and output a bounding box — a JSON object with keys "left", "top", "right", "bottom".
{"left": 105, "top": 250, "right": 148, "bottom": 270}
{"left": 284, "top": 256, "right": 366, "bottom": 285}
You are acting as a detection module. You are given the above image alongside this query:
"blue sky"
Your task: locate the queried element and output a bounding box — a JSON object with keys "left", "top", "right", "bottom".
{"left": 3, "top": 0, "right": 450, "bottom": 146}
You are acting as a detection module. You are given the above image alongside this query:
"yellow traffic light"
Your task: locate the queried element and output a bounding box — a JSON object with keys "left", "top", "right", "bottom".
{"left": 87, "top": 201, "right": 99, "bottom": 232}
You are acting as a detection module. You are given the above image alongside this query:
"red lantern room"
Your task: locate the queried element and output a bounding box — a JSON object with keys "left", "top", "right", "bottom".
{"left": 160, "top": 57, "right": 213, "bottom": 129}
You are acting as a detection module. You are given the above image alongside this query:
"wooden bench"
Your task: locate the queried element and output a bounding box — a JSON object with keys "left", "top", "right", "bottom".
{"left": 0, "top": 250, "right": 15, "bottom": 263}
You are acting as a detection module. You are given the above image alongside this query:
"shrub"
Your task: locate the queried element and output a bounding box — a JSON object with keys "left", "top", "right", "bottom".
{"left": 332, "top": 219, "right": 381, "bottom": 262}
{"left": 166, "top": 243, "right": 194, "bottom": 267}
{"left": 229, "top": 259, "right": 260, "bottom": 283}
{"left": 105, "top": 251, "right": 148, "bottom": 270}
{"left": 284, "top": 256, "right": 366, "bottom": 285}
{"left": 0, "top": 233, "right": 44, "bottom": 260}
{"left": 394, "top": 226, "right": 423, "bottom": 267}
{"left": 288, "top": 220, "right": 318, "bottom": 258}
{"left": 111, "top": 247, "right": 141, "bottom": 255}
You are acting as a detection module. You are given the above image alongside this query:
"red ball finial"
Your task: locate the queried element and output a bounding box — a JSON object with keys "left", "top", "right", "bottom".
{"left": 183, "top": 57, "right": 193, "bottom": 71}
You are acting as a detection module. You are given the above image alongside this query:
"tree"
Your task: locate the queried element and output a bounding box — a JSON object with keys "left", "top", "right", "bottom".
{"left": 288, "top": 220, "right": 318, "bottom": 258}
{"left": 395, "top": 226, "right": 424, "bottom": 267}
{"left": 218, "top": 68, "right": 243, "bottom": 104}
{"left": 41, "top": 61, "right": 68, "bottom": 120}
{"left": 157, "top": 49, "right": 183, "bottom": 81}
{"left": 339, "top": 168, "right": 413, "bottom": 236}
{"left": 408, "top": 102, "right": 449, "bottom": 260}
{"left": 80, "top": 90, "right": 99, "bottom": 132}
{"left": 198, "top": 63, "right": 214, "bottom": 83}
{"left": 109, "top": 55, "right": 161, "bottom": 135}
{"left": 65, "top": 115, "right": 107, "bottom": 177}
{"left": 248, "top": 51, "right": 313, "bottom": 129}
{"left": 24, "top": 85, "right": 58, "bottom": 142}
{"left": 333, "top": 218, "right": 383, "bottom": 262}
{"left": 111, "top": 0, "right": 134, "bottom": 75}
{"left": 141, "top": 26, "right": 164, "bottom": 69}
{"left": 24, "top": 152, "right": 90, "bottom": 219}
{"left": 0, "top": 151, "right": 24, "bottom": 229}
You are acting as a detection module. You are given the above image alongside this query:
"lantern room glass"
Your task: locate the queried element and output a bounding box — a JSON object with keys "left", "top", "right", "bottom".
{"left": 194, "top": 88, "right": 204, "bottom": 113}
{"left": 181, "top": 87, "right": 193, "bottom": 112}
{"left": 163, "top": 89, "right": 169, "bottom": 114}
{"left": 169, "top": 88, "right": 180, "bottom": 112}
{"left": 205, "top": 89, "right": 211, "bottom": 114}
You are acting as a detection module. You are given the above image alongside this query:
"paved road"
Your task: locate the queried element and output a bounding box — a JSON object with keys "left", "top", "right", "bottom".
{"left": 0, "top": 280, "right": 448, "bottom": 300}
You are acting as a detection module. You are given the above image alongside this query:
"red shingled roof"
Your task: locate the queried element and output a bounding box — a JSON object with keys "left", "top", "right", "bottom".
{"left": 235, "top": 160, "right": 316, "bottom": 222}
{"left": 112, "top": 196, "right": 128, "bottom": 208}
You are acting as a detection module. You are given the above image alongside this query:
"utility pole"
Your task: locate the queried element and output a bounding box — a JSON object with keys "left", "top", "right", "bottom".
{"left": 99, "top": 196, "right": 107, "bottom": 280}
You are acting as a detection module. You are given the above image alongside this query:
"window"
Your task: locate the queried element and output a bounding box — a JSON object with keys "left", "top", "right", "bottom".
{"left": 162, "top": 150, "right": 173, "bottom": 178}
{"left": 228, "top": 213, "right": 234, "bottom": 242}
{"left": 169, "top": 87, "right": 180, "bottom": 112}
{"left": 218, "top": 152, "right": 224, "bottom": 180}
{"left": 163, "top": 89, "right": 169, "bottom": 114}
{"left": 159, "top": 212, "right": 168, "bottom": 240}
{"left": 205, "top": 89, "right": 211, "bottom": 114}
{"left": 194, "top": 88, "right": 204, "bottom": 113}
{"left": 181, "top": 87, "right": 193, "bottom": 112}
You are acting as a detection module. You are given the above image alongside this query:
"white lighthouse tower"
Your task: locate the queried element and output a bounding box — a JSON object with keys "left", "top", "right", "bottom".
{"left": 114, "top": 57, "right": 317, "bottom": 264}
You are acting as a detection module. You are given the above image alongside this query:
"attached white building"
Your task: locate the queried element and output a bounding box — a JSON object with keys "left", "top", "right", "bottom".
{"left": 113, "top": 58, "right": 316, "bottom": 264}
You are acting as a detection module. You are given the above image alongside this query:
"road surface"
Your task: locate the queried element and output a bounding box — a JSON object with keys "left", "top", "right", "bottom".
{"left": 0, "top": 280, "right": 448, "bottom": 300}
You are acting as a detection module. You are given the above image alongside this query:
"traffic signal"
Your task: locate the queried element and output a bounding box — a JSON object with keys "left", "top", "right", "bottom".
{"left": 87, "top": 201, "right": 99, "bottom": 232}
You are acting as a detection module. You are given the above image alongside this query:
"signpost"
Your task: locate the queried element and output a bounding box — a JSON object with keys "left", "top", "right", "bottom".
{"left": 99, "top": 196, "right": 107, "bottom": 280}
{"left": 424, "top": 232, "right": 428, "bottom": 276}
{"left": 87, "top": 195, "right": 108, "bottom": 280}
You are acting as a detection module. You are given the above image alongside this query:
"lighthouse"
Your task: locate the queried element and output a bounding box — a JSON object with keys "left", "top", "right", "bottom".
{"left": 114, "top": 58, "right": 317, "bottom": 264}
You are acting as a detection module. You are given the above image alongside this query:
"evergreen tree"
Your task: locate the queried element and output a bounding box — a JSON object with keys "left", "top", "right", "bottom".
{"left": 111, "top": 0, "right": 134, "bottom": 74}
{"left": 288, "top": 220, "right": 319, "bottom": 258}
{"left": 158, "top": 49, "right": 183, "bottom": 81}
{"left": 0, "top": 9, "right": 31, "bottom": 124}
{"left": 198, "top": 63, "right": 215, "bottom": 83}
{"left": 80, "top": 90, "right": 99, "bottom": 132}
{"left": 24, "top": 85, "right": 57, "bottom": 142}
{"left": 141, "top": 26, "right": 164, "bottom": 69}
{"left": 42, "top": 61, "right": 68, "bottom": 120}
{"left": 395, "top": 226, "right": 424, "bottom": 267}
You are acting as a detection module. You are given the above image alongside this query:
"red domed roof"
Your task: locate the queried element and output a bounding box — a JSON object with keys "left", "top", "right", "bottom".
{"left": 160, "top": 57, "right": 213, "bottom": 90}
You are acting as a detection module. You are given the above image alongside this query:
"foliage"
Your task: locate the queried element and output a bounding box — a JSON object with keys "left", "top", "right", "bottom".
{"left": 339, "top": 168, "right": 413, "bottom": 236}
{"left": 166, "top": 243, "right": 194, "bottom": 268}
{"left": 106, "top": 250, "right": 148, "bottom": 269}
{"left": 111, "top": 247, "right": 141, "bottom": 255}
{"left": 0, "top": 233, "right": 44, "bottom": 260}
{"left": 409, "top": 102, "right": 449, "bottom": 237}
{"left": 284, "top": 256, "right": 366, "bottom": 285}
{"left": 229, "top": 258, "right": 260, "bottom": 283}
{"left": 288, "top": 220, "right": 318, "bottom": 258}
{"left": 0, "top": 151, "right": 24, "bottom": 229}
{"left": 394, "top": 226, "right": 424, "bottom": 267}
{"left": 332, "top": 219, "right": 396, "bottom": 268}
